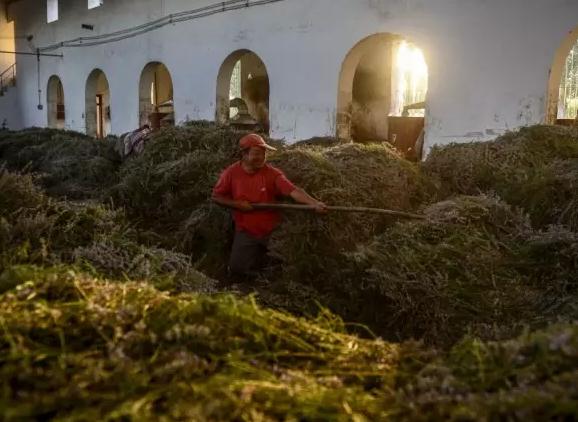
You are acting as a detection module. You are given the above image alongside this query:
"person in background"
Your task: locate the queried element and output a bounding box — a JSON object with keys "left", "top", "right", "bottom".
{"left": 123, "top": 123, "right": 152, "bottom": 157}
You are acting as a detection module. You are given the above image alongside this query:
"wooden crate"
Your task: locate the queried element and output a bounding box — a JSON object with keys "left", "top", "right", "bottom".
{"left": 556, "top": 119, "right": 577, "bottom": 127}
{"left": 388, "top": 116, "right": 425, "bottom": 161}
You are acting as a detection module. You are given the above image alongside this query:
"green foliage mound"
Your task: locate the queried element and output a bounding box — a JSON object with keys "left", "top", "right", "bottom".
{"left": 3, "top": 125, "right": 578, "bottom": 345}
{"left": 336, "top": 195, "right": 578, "bottom": 345}
{"left": 425, "top": 125, "right": 578, "bottom": 229}
{"left": 110, "top": 124, "right": 251, "bottom": 276}
{"left": 0, "top": 128, "right": 120, "bottom": 199}
{"left": 0, "top": 169, "right": 216, "bottom": 294}
{"left": 1, "top": 267, "right": 577, "bottom": 421}
{"left": 112, "top": 124, "right": 247, "bottom": 222}
{"left": 110, "top": 126, "right": 430, "bottom": 281}
{"left": 0, "top": 167, "right": 46, "bottom": 213}
{"left": 2, "top": 125, "right": 578, "bottom": 418}
{"left": 0, "top": 267, "right": 409, "bottom": 421}
{"left": 392, "top": 324, "right": 578, "bottom": 420}
{"left": 267, "top": 143, "right": 430, "bottom": 278}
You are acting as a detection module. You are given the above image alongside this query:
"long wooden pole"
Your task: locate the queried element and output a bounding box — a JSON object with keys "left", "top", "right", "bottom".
{"left": 251, "top": 203, "right": 425, "bottom": 220}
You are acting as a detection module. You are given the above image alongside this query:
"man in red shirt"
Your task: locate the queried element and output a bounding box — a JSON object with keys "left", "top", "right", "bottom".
{"left": 213, "top": 133, "right": 326, "bottom": 277}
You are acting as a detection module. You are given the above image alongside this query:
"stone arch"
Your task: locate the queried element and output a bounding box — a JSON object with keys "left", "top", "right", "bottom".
{"left": 139, "top": 62, "right": 174, "bottom": 129}
{"left": 47, "top": 75, "right": 65, "bottom": 129}
{"left": 85, "top": 69, "right": 110, "bottom": 138}
{"left": 547, "top": 27, "right": 578, "bottom": 124}
{"left": 337, "top": 33, "right": 429, "bottom": 159}
{"left": 215, "top": 49, "right": 270, "bottom": 133}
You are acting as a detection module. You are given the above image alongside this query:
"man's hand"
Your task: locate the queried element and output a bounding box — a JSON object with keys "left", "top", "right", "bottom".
{"left": 314, "top": 201, "right": 328, "bottom": 214}
{"left": 235, "top": 200, "right": 253, "bottom": 212}
{"left": 289, "top": 189, "right": 328, "bottom": 215}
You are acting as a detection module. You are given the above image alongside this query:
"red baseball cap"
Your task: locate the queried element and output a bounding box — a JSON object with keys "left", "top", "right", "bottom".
{"left": 239, "top": 134, "right": 277, "bottom": 151}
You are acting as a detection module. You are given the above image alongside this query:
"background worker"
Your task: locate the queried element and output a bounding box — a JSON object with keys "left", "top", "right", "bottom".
{"left": 212, "top": 134, "right": 326, "bottom": 277}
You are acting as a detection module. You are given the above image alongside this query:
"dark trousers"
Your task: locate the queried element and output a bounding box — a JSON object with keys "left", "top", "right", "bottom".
{"left": 229, "top": 231, "right": 270, "bottom": 277}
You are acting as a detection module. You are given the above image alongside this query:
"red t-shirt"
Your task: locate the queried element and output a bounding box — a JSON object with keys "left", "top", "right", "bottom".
{"left": 213, "top": 162, "right": 297, "bottom": 238}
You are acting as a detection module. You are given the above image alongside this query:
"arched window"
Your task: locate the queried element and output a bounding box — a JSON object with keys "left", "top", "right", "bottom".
{"left": 216, "top": 50, "right": 270, "bottom": 134}
{"left": 337, "top": 33, "right": 428, "bottom": 159}
{"left": 139, "top": 62, "right": 174, "bottom": 129}
{"left": 547, "top": 27, "right": 578, "bottom": 124}
{"left": 85, "top": 69, "right": 110, "bottom": 138}
{"left": 47, "top": 75, "right": 65, "bottom": 129}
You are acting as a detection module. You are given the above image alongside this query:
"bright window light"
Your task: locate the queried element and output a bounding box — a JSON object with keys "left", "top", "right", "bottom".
{"left": 229, "top": 60, "right": 242, "bottom": 100}
{"left": 559, "top": 41, "right": 578, "bottom": 119}
{"left": 47, "top": 0, "right": 58, "bottom": 23}
{"left": 393, "top": 41, "right": 429, "bottom": 116}
{"left": 88, "top": 0, "right": 103, "bottom": 9}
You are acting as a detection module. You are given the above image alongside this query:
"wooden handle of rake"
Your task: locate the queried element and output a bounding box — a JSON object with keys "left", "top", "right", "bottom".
{"left": 251, "top": 203, "right": 426, "bottom": 220}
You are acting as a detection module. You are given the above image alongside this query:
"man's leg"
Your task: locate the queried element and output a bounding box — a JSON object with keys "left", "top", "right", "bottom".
{"left": 229, "top": 231, "right": 268, "bottom": 277}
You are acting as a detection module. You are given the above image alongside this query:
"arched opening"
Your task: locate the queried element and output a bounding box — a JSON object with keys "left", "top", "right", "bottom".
{"left": 47, "top": 75, "right": 65, "bottom": 129}
{"left": 337, "top": 34, "right": 429, "bottom": 160}
{"left": 85, "top": 69, "right": 111, "bottom": 138}
{"left": 216, "top": 49, "right": 270, "bottom": 133}
{"left": 547, "top": 27, "right": 578, "bottom": 125}
{"left": 139, "top": 62, "right": 174, "bottom": 130}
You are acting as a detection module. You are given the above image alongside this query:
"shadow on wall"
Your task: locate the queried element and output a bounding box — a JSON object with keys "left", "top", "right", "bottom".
{"left": 244, "top": 75, "right": 269, "bottom": 132}
{"left": 351, "top": 67, "right": 391, "bottom": 141}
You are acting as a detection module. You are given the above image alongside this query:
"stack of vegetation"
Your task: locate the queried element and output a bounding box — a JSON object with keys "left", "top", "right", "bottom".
{"left": 108, "top": 124, "right": 578, "bottom": 346}
{"left": 334, "top": 195, "right": 578, "bottom": 346}
{"left": 0, "top": 127, "right": 120, "bottom": 199}
{"left": 108, "top": 125, "right": 578, "bottom": 346}
{"left": 0, "top": 168, "right": 215, "bottom": 293}
{"left": 110, "top": 124, "right": 430, "bottom": 281}
{"left": 0, "top": 267, "right": 576, "bottom": 420}
{"left": 392, "top": 323, "right": 578, "bottom": 420}
{"left": 112, "top": 122, "right": 245, "bottom": 218}
{"left": 2, "top": 123, "right": 578, "bottom": 417}
{"left": 267, "top": 143, "right": 430, "bottom": 276}
{"left": 4, "top": 124, "right": 578, "bottom": 346}
{"left": 425, "top": 125, "right": 578, "bottom": 229}
{"left": 109, "top": 123, "right": 253, "bottom": 276}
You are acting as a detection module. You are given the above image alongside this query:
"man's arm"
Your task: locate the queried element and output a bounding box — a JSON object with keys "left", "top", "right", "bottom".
{"left": 274, "top": 171, "right": 327, "bottom": 213}
{"left": 289, "top": 188, "right": 327, "bottom": 213}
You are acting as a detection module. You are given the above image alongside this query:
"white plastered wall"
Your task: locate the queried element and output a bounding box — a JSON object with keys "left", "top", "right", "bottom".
{"left": 3, "top": 0, "right": 578, "bottom": 151}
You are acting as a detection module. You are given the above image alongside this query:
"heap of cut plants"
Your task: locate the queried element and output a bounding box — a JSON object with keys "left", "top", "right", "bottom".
{"left": 1, "top": 123, "right": 578, "bottom": 419}
{"left": 425, "top": 125, "right": 578, "bottom": 229}
{"left": 0, "top": 168, "right": 215, "bottom": 294}
{"left": 0, "top": 128, "right": 120, "bottom": 199}
{"left": 3, "top": 124, "right": 578, "bottom": 344}
{"left": 1, "top": 266, "right": 577, "bottom": 420}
